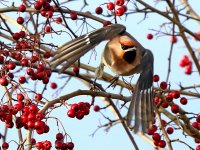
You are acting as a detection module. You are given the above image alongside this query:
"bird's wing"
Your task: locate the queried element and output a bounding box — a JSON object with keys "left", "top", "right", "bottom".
{"left": 127, "top": 49, "right": 154, "bottom": 133}
{"left": 50, "top": 24, "right": 126, "bottom": 73}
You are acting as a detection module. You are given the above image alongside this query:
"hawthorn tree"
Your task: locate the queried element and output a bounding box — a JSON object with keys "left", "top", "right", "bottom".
{"left": 0, "top": 0, "right": 200, "bottom": 150}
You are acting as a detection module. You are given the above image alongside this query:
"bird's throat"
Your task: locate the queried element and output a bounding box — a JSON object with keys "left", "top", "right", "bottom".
{"left": 123, "top": 51, "right": 136, "bottom": 64}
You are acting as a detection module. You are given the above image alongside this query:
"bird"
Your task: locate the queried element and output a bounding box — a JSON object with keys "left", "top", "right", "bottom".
{"left": 50, "top": 24, "right": 154, "bottom": 133}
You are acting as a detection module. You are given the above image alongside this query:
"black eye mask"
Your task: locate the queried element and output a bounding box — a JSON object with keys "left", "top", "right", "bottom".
{"left": 121, "top": 44, "right": 135, "bottom": 50}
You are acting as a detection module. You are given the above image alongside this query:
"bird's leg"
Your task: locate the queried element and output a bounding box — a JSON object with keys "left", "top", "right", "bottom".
{"left": 106, "top": 75, "right": 119, "bottom": 89}
{"left": 92, "top": 77, "right": 98, "bottom": 90}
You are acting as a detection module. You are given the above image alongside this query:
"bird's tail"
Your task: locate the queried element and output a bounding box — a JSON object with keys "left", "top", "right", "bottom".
{"left": 50, "top": 24, "right": 126, "bottom": 73}
{"left": 127, "top": 50, "right": 154, "bottom": 133}
{"left": 127, "top": 85, "right": 154, "bottom": 133}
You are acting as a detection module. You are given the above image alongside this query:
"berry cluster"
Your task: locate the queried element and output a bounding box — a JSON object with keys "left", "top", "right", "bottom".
{"left": 153, "top": 75, "right": 187, "bottom": 114}
{"left": 36, "top": 140, "right": 52, "bottom": 150}
{"left": 55, "top": 133, "right": 74, "bottom": 149}
{"left": 0, "top": 103, "right": 50, "bottom": 135}
{"left": 179, "top": 55, "right": 192, "bottom": 75}
{"left": 95, "top": 0, "right": 127, "bottom": 17}
{"left": 0, "top": 54, "right": 52, "bottom": 87}
{"left": 67, "top": 102, "right": 91, "bottom": 120}
{"left": 147, "top": 121, "right": 175, "bottom": 148}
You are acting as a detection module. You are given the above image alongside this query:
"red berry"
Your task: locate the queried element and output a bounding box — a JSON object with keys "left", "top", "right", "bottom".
{"left": 50, "top": 82, "right": 57, "bottom": 89}
{"left": 196, "top": 145, "right": 200, "bottom": 150}
{"left": 161, "top": 102, "right": 169, "bottom": 108}
{"left": 34, "top": 120, "right": 44, "bottom": 129}
{"left": 170, "top": 35, "right": 177, "bottom": 43}
{"left": 55, "top": 141, "right": 63, "bottom": 149}
{"left": 29, "top": 104, "right": 38, "bottom": 113}
{"left": 194, "top": 31, "right": 200, "bottom": 41}
{"left": 0, "top": 77, "right": 9, "bottom": 86}
{"left": 36, "top": 113, "right": 44, "bottom": 120}
{"left": 93, "top": 105, "right": 100, "bottom": 112}
{"left": 148, "top": 128, "right": 155, "bottom": 135}
{"left": 42, "top": 77, "right": 49, "bottom": 84}
{"left": 17, "top": 93, "right": 24, "bottom": 101}
{"left": 35, "top": 93, "right": 43, "bottom": 102}
{"left": 192, "top": 122, "right": 199, "bottom": 129}
{"left": 7, "top": 72, "right": 14, "bottom": 79}
{"left": 40, "top": 9, "right": 46, "bottom": 16}
{"left": 18, "top": 76, "right": 26, "bottom": 84}
{"left": 179, "top": 55, "right": 191, "bottom": 67}
{"left": 154, "top": 141, "right": 159, "bottom": 146}
{"left": 66, "top": 142, "right": 74, "bottom": 149}
{"left": 3, "top": 50, "right": 9, "bottom": 56}
{"left": 17, "top": 17, "right": 24, "bottom": 24}
{"left": 13, "top": 32, "right": 21, "bottom": 41}
{"left": 36, "top": 142, "right": 44, "bottom": 149}
{"left": 56, "top": 133, "right": 64, "bottom": 140}
{"left": 28, "top": 113, "right": 36, "bottom": 121}
{"left": 121, "top": 5, "right": 127, "bottom": 12}
{"left": 184, "top": 64, "right": 192, "bottom": 75}
{"left": 19, "top": 31, "right": 26, "bottom": 38}
{"left": 18, "top": 4, "right": 26, "bottom": 12}
{"left": 55, "top": 17, "right": 62, "bottom": 23}
{"left": 44, "top": 124, "right": 49, "bottom": 133}
{"left": 82, "top": 107, "right": 90, "bottom": 115}
{"left": 26, "top": 68, "right": 34, "bottom": 76}
{"left": 43, "top": 140, "right": 52, "bottom": 149}
{"left": 71, "top": 103, "right": 79, "bottom": 111}
{"left": 196, "top": 115, "right": 200, "bottom": 123}
{"left": 160, "top": 81, "right": 167, "bottom": 90}
{"left": 30, "top": 55, "right": 39, "bottom": 63}
{"left": 2, "top": 142, "right": 9, "bottom": 149}
{"left": 161, "top": 119, "right": 167, "bottom": 127}
{"left": 70, "top": 11, "right": 78, "bottom": 20}
{"left": 8, "top": 61, "right": 16, "bottom": 70}
{"left": 43, "top": 51, "right": 52, "bottom": 58}
{"left": 103, "top": 21, "right": 112, "bottom": 27}
{"left": 171, "top": 104, "right": 180, "bottom": 114}
{"left": 147, "top": 33, "right": 153, "bottom": 40}
{"left": 76, "top": 110, "right": 84, "bottom": 120}
{"left": 165, "top": 93, "right": 173, "bottom": 102}
{"left": 45, "top": 11, "right": 53, "bottom": 18}
{"left": 115, "top": 7, "right": 124, "bottom": 16}
{"left": 0, "top": 55, "right": 4, "bottom": 63}
{"left": 152, "top": 133, "right": 161, "bottom": 141}
{"left": 115, "top": 0, "right": 124, "bottom": 6}
{"left": 95, "top": 7, "right": 103, "bottom": 14}
{"left": 158, "top": 140, "right": 166, "bottom": 148}
{"left": 166, "top": 127, "right": 174, "bottom": 134}
{"left": 43, "top": 2, "right": 50, "bottom": 10}
{"left": 107, "top": 2, "right": 115, "bottom": 10}
{"left": 73, "top": 66, "right": 79, "bottom": 74}
{"left": 20, "top": 58, "right": 29, "bottom": 66}
{"left": 34, "top": 1, "right": 42, "bottom": 10}
{"left": 171, "top": 90, "right": 180, "bottom": 99}
{"left": 31, "top": 138, "right": 36, "bottom": 144}
{"left": 154, "top": 96, "right": 160, "bottom": 105}
{"left": 67, "top": 109, "right": 76, "bottom": 118}
{"left": 180, "top": 97, "right": 187, "bottom": 105}
{"left": 45, "top": 26, "right": 52, "bottom": 32}
{"left": 39, "top": 0, "right": 46, "bottom": 5}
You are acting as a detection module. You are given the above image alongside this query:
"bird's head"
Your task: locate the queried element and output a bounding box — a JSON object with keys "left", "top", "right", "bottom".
{"left": 119, "top": 35, "right": 138, "bottom": 64}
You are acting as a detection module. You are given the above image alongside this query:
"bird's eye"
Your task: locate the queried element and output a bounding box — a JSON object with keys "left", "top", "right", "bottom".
{"left": 121, "top": 44, "right": 129, "bottom": 50}
{"left": 121, "top": 44, "right": 136, "bottom": 50}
